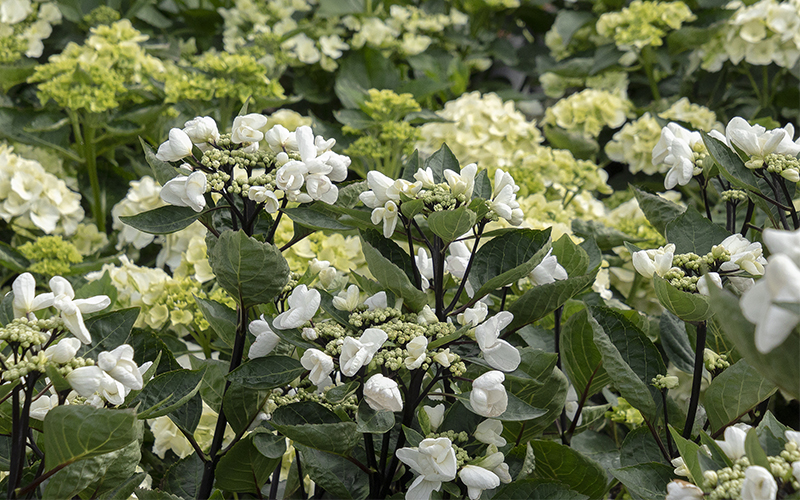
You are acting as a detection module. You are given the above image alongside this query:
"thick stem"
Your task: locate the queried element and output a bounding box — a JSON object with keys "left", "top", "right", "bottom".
{"left": 8, "top": 387, "right": 21, "bottom": 499}
{"left": 268, "top": 461, "right": 281, "bottom": 500}
{"left": 683, "top": 321, "right": 707, "bottom": 440}
{"left": 83, "top": 121, "right": 104, "bottom": 233}
{"left": 662, "top": 389, "right": 675, "bottom": 457}
{"left": 444, "top": 223, "right": 484, "bottom": 316}
{"left": 402, "top": 215, "right": 423, "bottom": 290}
{"left": 554, "top": 307, "right": 568, "bottom": 444}
{"left": 432, "top": 236, "right": 446, "bottom": 321}
{"left": 380, "top": 370, "right": 424, "bottom": 498}
{"left": 773, "top": 173, "right": 799, "bottom": 229}
{"left": 197, "top": 304, "right": 250, "bottom": 498}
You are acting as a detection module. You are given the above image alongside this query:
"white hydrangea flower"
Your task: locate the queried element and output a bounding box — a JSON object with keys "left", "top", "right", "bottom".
{"left": 741, "top": 465, "right": 778, "bottom": 500}
{"left": 333, "top": 284, "right": 361, "bottom": 311}
{"left": 474, "top": 419, "right": 506, "bottom": 447}
{"left": 459, "top": 465, "right": 500, "bottom": 500}
{"left": 715, "top": 424, "right": 751, "bottom": 461}
{"left": 415, "top": 248, "right": 434, "bottom": 291}
{"left": 301, "top": 348, "right": 334, "bottom": 387}
{"left": 248, "top": 315, "right": 281, "bottom": 358}
{"left": 470, "top": 371, "right": 508, "bottom": 418}
{"left": 231, "top": 113, "right": 268, "bottom": 145}
{"left": 422, "top": 404, "right": 445, "bottom": 431}
{"left": 475, "top": 311, "right": 520, "bottom": 372}
{"left": 160, "top": 171, "right": 207, "bottom": 212}
{"left": 652, "top": 123, "right": 705, "bottom": 189}
{"left": 339, "top": 328, "right": 387, "bottom": 376}
{"left": 364, "top": 373, "right": 403, "bottom": 412}
{"left": 443, "top": 163, "right": 477, "bottom": 199}
{"left": 97, "top": 344, "right": 144, "bottom": 391}
{"left": 632, "top": 243, "right": 676, "bottom": 278}
{"left": 404, "top": 336, "right": 428, "bottom": 370}
{"left": 395, "top": 437, "right": 457, "bottom": 500}
{"left": 156, "top": 128, "right": 194, "bottom": 162}
{"left": 696, "top": 272, "right": 723, "bottom": 296}
{"left": 12, "top": 272, "right": 54, "bottom": 318}
{"left": 50, "top": 276, "right": 111, "bottom": 344}
{"left": 718, "top": 234, "right": 766, "bottom": 276}
{"left": 665, "top": 479, "right": 704, "bottom": 500}
{"left": 273, "top": 285, "right": 320, "bottom": 330}
{"left": 529, "top": 248, "right": 568, "bottom": 286}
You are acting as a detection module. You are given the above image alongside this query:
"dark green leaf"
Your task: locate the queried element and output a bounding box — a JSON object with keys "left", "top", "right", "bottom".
{"left": 253, "top": 432, "right": 288, "bottom": 459}
{"left": 561, "top": 309, "right": 611, "bottom": 399}
{"left": 296, "top": 444, "right": 369, "bottom": 500}
{"left": 427, "top": 206, "right": 477, "bottom": 243}
{"left": 507, "top": 272, "right": 597, "bottom": 331}
{"left": 132, "top": 369, "right": 205, "bottom": 420}
{"left": 665, "top": 206, "right": 731, "bottom": 255}
{"left": 528, "top": 439, "right": 607, "bottom": 499}
{"left": 80, "top": 308, "right": 140, "bottom": 358}
{"left": 492, "top": 479, "right": 589, "bottom": 500}
{"left": 360, "top": 229, "right": 416, "bottom": 283}
{"left": 610, "top": 462, "right": 674, "bottom": 500}
{"left": 162, "top": 454, "right": 204, "bottom": 499}
{"left": 552, "top": 233, "right": 592, "bottom": 277}
{"left": 194, "top": 297, "right": 236, "bottom": 349}
{"left": 0, "top": 242, "right": 29, "bottom": 272}
{"left": 620, "top": 427, "right": 669, "bottom": 467}
{"left": 356, "top": 400, "right": 395, "bottom": 434}
{"left": 44, "top": 406, "right": 137, "bottom": 471}
{"left": 326, "top": 381, "right": 360, "bottom": 404}
{"left": 206, "top": 230, "right": 290, "bottom": 307}
{"left": 271, "top": 419, "right": 358, "bottom": 456}
{"left": 284, "top": 206, "right": 352, "bottom": 230}
{"left": 223, "top": 383, "right": 268, "bottom": 435}
{"left": 703, "top": 359, "right": 777, "bottom": 433}
{"left": 659, "top": 311, "right": 696, "bottom": 374}
{"left": 745, "top": 428, "right": 771, "bottom": 470}
{"left": 215, "top": 435, "right": 277, "bottom": 493}
{"left": 360, "top": 234, "right": 427, "bottom": 311}
{"left": 120, "top": 206, "right": 203, "bottom": 235}
{"left": 653, "top": 276, "right": 712, "bottom": 322}
{"left": 572, "top": 219, "right": 642, "bottom": 251}
{"left": 633, "top": 186, "right": 685, "bottom": 235}
{"left": 423, "top": 143, "right": 460, "bottom": 184}
{"left": 226, "top": 356, "right": 305, "bottom": 390}
{"left": 469, "top": 228, "right": 551, "bottom": 293}
{"left": 457, "top": 392, "right": 546, "bottom": 421}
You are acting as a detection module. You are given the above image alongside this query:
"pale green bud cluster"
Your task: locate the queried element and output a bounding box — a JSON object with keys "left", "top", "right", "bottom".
{"left": 422, "top": 320, "right": 457, "bottom": 340}
{"left": 765, "top": 153, "right": 800, "bottom": 182}
{"left": 3, "top": 352, "right": 92, "bottom": 381}
{"left": 271, "top": 386, "right": 358, "bottom": 414}
{"left": 721, "top": 189, "right": 748, "bottom": 203}
{"left": 596, "top": 0, "right": 696, "bottom": 51}
{"left": 0, "top": 317, "right": 61, "bottom": 348}
{"left": 606, "top": 397, "right": 644, "bottom": 426}
{"left": 706, "top": 457, "right": 750, "bottom": 500}
{"left": 279, "top": 273, "right": 303, "bottom": 298}
{"left": 206, "top": 171, "right": 232, "bottom": 192}
{"left": 348, "top": 307, "right": 403, "bottom": 329}
{"left": 83, "top": 5, "right": 121, "bottom": 27}
{"left": 373, "top": 348, "right": 409, "bottom": 371}
{"left": 652, "top": 374, "right": 679, "bottom": 389}
{"left": 704, "top": 349, "right": 730, "bottom": 371}
{"left": 781, "top": 440, "right": 800, "bottom": 464}
{"left": 452, "top": 444, "right": 471, "bottom": 469}
{"left": 426, "top": 430, "right": 469, "bottom": 443}
{"left": 663, "top": 267, "right": 700, "bottom": 292}
{"left": 418, "top": 183, "right": 462, "bottom": 212}
{"left": 19, "top": 235, "right": 83, "bottom": 276}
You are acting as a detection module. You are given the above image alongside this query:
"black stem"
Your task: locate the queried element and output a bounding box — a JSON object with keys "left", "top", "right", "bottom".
{"left": 432, "top": 236, "right": 445, "bottom": 321}
{"left": 268, "top": 461, "right": 281, "bottom": 500}
{"left": 197, "top": 304, "right": 250, "bottom": 498}
{"left": 402, "top": 215, "right": 423, "bottom": 290}
{"left": 760, "top": 173, "right": 791, "bottom": 229}
{"left": 683, "top": 321, "right": 707, "bottom": 440}
{"left": 266, "top": 199, "right": 289, "bottom": 244}
{"left": 741, "top": 199, "right": 755, "bottom": 237}
{"left": 565, "top": 363, "right": 602, "bottom": 443}
{"left": 380, "top": 370, "right": 424, "bottom": 498}
{"left": 444, "top": 223, "right": 485, "bottom": 316}
{"left": 645, "top": 417, "right": 672, "bottom": 462}
{"left": 499, "top": 287, "right": 509, "bottom": 311}
{"left": 773, "top": 173, "right": 799, "bottom": 229}
{"left": 662, "top": 389, "right": 675, "bottom": 457}
{"left": 698, "top": 176, "right": 713, "bottom": 220}
{"left": 296, "top": 449, "right": 306, "bottom": 499}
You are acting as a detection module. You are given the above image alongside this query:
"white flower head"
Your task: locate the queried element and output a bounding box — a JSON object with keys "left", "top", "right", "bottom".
{"left": 740, "top": 254, "right": 800, "bottom": 353}
{"left": 30, "top": 394, "right": 61, "bottom": 421}
{"left": 301, "top": 348, "right": 334, "bottom": 387}
{"left": 364, "top": 291, "right": 387, "bottom": 310}
{"left": 248, "top": 316, "right": 281, "bottom": 358}
{"left": 470, "top": 371, "right": 508, "bottom": 418}
{"left": 763, "top": 227, "right": 800, "bottom": 264}
{"left": 339, "top": 328, "right": 387, "bottom": 377}
{"left": 12, "top": 272, "right": 54, "bottom": 318}
{"left": 665, "top": 479, "right": 704, "bottom": 500}
{"left": 697, "top": 272, "right": 723, "bottom": 296}
{"left": 653, "top": 123, "right": 704, "bottom": 190}
{"left": 725, "top": 117, "right": 800, "bottom": 167}
{"left": 459, "top": 465, "right": 500, "bottom": 500}
{"left": 632, "top": 244, "right": 676, "bottom": 278}
{"left": 156, "top": 128, "right": 193, "bottom": 162}
{"left": 396, "top": 437, "right": 457, "bottom": 500}
{"left": 414, "top": 167, "right": 436, "bottom": 188}
{"left": 44, "top": 338, "right": 81, "bottom": 364}
{"left": 404, "top": 336, "right": 428, "bottom": 370}
{"left": 415, "top": 248, "right": 434, "bottom": 291}
{"left": 741, "top": 465, "right": 778, "bottom": 500}
{"left": 422, "top": 404, "right": 445, "bottom": 431}
{"left": 50, "top": 276, "right": 110, "bottom": 344}
{"left": 475, "top": 311, "right": 520, "bottom": 372}
{"left": 474, "top": 419, "right": 506, "bottom": 447}
{"left": 364, "top": 373, "right": 403, "bottom": 412}
{"left": 160, "top": 171, "right": 207, "bottom": 212}
{"left": 370, "top": 200, "right": 399, "bottom": 238}
{"left": 444, "top": 163, "right": 477, "bottom": 198}
{"left": 273, "top": 285, "right": 320, "bottom": 330}
{"left": 97, "top": 344, "right": 143, "bottom": 391}
{"left": 265, "top": 124, "right": 297, "bottom": 153}
{"left": 719, "top": 234, "right": 766, "bottom": 275}
{"left": 183, "top": 116, "right": 219, "bottom": 150}
{"left": 530, "top": 248, "right": 568, "bottom": 286}
{"left": 715, "top": 424, "right": 751, "bottom": 461}
{"left": 231, "top": 113, "right": 268, "bottom": 144}
{"left": 457, "top": 301, "right": 488, "bottom": 327}
{"left": 333, "top": 284, "right": 361, "bottom": 311}
{"left": 248, "top": 186, "right": 280, "bottom": 213}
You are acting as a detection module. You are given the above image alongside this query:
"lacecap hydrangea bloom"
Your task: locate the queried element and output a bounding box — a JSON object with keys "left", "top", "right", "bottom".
{"left": 29, "top": 19, "right": 166, "bottom": 112}
{"left": 694, "top": 0, "right": 800, "bottom": 71}
{"left": 596, "top": 0, "right": 696, "bottom": 52}
{"left": 0, "top": 144, "right": 84, "bottom": 235}
{"left": 0, "top": 0, "right": 61, "bottom": 62}
{"left": 543, "top": 88, "right": 633, "bottom": 139}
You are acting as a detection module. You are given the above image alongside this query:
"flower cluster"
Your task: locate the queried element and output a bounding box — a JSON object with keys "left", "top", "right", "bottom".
{"left": 29, "top": 20, "right": 166, "bottom": 112}
{"left": 417, "top": 92, "right": 544, "bottom": 172}
{"left": 710, "top": 117, "right": 800, "bottom": 173}
{"left": 740, "top": 227, "right": 800, "bottom": 353}
{"left": 220, "top": 0, "right": 470, "bottom": 72}
{"left": 596, "top": 0, "right": 696, "bottom": 52}
{"left": 666, "top": 424, "right": 800, "bottom": 500}
{"left": 695, "top": 0, "right": 800, "bottom": 71}
{"left": 0, "top": 144, "right": 84, "bottom": 235}
{"left": 0, "top": 0, "right": 61, "bottom": 63}
{"left": 543, "top": 88, "right": 633, "bottom": 139}
{"left": 155, "top": 115, "right": 350, "bottom": 213}
{"left": 632, "top": 234, "right": 765, "bottom": 294}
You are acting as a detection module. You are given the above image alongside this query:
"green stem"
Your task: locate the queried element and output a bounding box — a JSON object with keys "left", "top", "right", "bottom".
{"left": 641, "top": 48, "right": 661, "bottom": 101}
{"left": 70, "top": 113, "right": 105, "bottom": 232}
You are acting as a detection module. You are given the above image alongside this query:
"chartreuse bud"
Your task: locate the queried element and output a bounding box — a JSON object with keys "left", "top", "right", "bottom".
{"left": 19, "top": 236, "right": 83, "bottom": 276}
